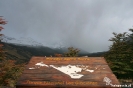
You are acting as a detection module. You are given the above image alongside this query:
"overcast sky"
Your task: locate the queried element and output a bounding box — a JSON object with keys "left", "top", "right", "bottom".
{"left": 0, "top": 0, "right": 133, "bottom": 53}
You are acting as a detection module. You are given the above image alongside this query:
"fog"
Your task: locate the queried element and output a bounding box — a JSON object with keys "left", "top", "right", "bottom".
{"left": 0, "top": 0, "right": 133, "bottom": 52}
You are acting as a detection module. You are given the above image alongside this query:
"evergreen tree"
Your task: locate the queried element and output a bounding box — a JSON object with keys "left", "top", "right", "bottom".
{"left": 104, "top": 29, "right": 133, "bottom": 79}
{"left": 64, "top": 47, "right": 80, "bottom": 57}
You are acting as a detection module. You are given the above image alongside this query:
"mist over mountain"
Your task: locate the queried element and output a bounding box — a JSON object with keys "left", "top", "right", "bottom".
{"left": 2, "top": 35, "right": 46, "bottom": 47}
{"left": 2, "top": 36, "right": 106, "bottom": 64}
{"left": 2, "top": 35, "right": 89, "bottom": 54}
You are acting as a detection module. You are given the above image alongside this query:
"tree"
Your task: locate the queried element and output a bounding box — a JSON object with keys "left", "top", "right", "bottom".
{"left": 104, "top": 29, "right": 133, "bottom": 79}
{"left": 0, "top": 17, "right": 6, "bottom": 61}
{"left": 0, "top": 17, "right": 25, "bottom": 88}
{"left": 64, "top": 47, "right": 80, "bottom": 57}
{"left": 54, "top": 53, "right": 62, "bottom": 57}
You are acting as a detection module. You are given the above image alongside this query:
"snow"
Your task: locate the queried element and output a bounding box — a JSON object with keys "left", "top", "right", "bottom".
{"left": 2, "top": 36, "right": 43, "bottom": 46}
{"left": 29, "top": 67, "right": 35, "bottom": 69}
{"left": 50, "top": 65, "right": 84, "bottom": 79}
{"left": 29, "top": 62, "right": 95, "bottom": 79}
{"left": 86, "top": 69, "right": 94, "bottom": 73}
{"left": 2, "top": 35, "right": 65, "bottom": 48}
{"left": 35, "top": 62, "right": 49, "bottom": 67}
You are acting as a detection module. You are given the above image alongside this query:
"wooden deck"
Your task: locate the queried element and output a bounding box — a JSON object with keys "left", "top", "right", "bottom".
{"left": 16, "top": 57, "right": 120, "bottom": 88}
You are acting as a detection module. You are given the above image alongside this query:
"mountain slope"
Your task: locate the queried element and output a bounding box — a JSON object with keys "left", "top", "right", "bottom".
{"left": 2, "top": 42, "right": 68, "bottom": 64}
{"left": 2, "top": 35, "right": 43, "bottom": 46}
{"left": 3, "top": 43, "right": 32, "bottom": 64}
{"left": 3, "top": 42, "right": 106, "bottom": 64}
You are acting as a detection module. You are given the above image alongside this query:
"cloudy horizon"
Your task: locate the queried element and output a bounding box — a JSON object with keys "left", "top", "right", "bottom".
{"left": 0, "top": 0, "right": 133, "bottom": 53}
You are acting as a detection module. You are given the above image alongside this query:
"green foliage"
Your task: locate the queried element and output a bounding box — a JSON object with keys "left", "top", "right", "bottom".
{"left": 104, "top": 29, "right": 133, "bottom": 79}
{"left": 64, "top": 47, "right": 80, "bottom": 57}
{"left": 0, "top": 17, "right": 25, "bottom": 88}
{"left": 0, "top": 60, "right": 25, "bottom": 87}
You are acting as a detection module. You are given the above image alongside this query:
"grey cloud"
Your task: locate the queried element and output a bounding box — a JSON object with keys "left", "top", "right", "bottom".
{"left": 0, "top": 0, "right": 133, "bottom": 52}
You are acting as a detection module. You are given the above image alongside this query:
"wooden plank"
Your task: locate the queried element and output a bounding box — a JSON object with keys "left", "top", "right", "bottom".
{"left": 28, "top": 57, "right": 107, "bottom": 65}
{"left": 17, "top": 74, "right": 118, "bottom": 83}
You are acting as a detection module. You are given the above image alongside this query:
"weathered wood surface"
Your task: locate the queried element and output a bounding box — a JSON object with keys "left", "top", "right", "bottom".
{"left": 16, "top": 57, "right": 120, "bottom": 88}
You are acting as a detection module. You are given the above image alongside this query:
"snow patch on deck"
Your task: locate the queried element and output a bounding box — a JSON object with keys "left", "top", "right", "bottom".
{"left": 29, "top": 62, "right": 95, "bottom": 79}
{"left": 35, "top": 61, "right": 49, "bottom": 67}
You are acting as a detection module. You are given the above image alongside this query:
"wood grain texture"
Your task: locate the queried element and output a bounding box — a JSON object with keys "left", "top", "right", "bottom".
{"left": 16, "top": 57, "right": 120, "bottom": 88}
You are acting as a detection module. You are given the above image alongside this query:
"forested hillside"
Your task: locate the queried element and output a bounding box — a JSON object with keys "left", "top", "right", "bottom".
{"left": 3, "top": 42, "right": 106, "bottom": 64}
